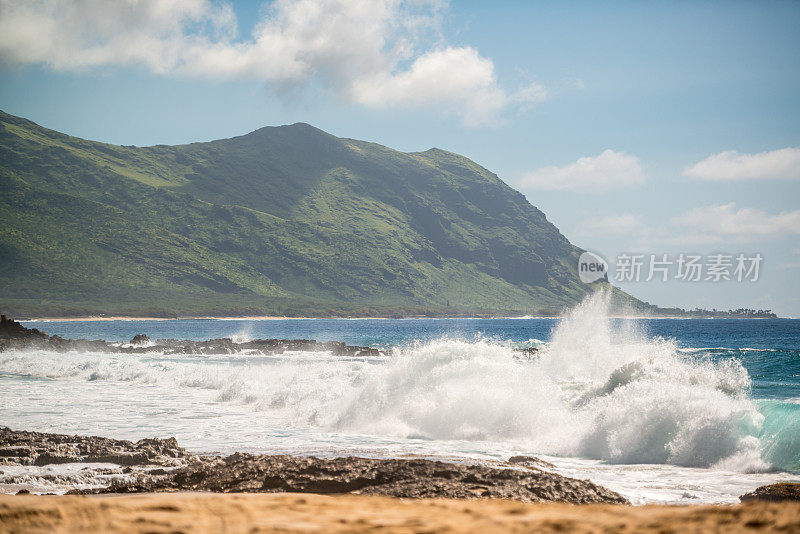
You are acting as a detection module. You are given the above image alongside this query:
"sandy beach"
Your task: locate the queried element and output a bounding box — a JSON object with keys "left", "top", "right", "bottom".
{"left": 1, "top": 493, "right": 799, "bottom": 533}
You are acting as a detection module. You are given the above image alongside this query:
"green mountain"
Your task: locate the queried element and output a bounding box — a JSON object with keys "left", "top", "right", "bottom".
{"left": 0, "top": 110, "right": 635, "bottom": 317}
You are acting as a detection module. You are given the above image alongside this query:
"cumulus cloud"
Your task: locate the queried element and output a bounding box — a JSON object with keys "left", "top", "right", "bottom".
{"left": 684, "top": 148, "right": 800, "bottom": 181}
{"left": 574, "top": 204, "right": 800, "bottom": 248}
{"left": 350, "top": 46, "right": 546, "bottom": 126}
{"left": 518, "top": 150, "right": 645, "bottom": 192}
{"left": 673, "top": 203, "right": 800, "bottom": 238}
{"left": 0, "top": 0, "right": 541, "bottom": 126}
{"left": 0, "top": 0, "right": 237, "bottom": 74}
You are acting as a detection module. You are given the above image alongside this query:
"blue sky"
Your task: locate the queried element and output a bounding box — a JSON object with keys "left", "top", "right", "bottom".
{"left": 1, "top": 0, "right": 799, "bottom": 315}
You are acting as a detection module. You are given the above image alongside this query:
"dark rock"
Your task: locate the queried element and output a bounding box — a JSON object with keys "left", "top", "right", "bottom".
{"left": 355, "top": 347, "right": 381, "bottom": 357}
{"left": 0, "top": 446, "right": 31, "bottom": 458}
{"left": 73, "top": 453, "right": 629, "bottom": 504}
{"left": 0, "top": 315, "right": 387, "bottom": 357}
{"left": 83, "top": 453, "right": 151, "bottom": 466}
{"left": 0, "top": 315, "right": 48, "bottom": 340}
{"left": 0, "top": 427, "right": 190, "bottom": 467}
{"left": 741, "top": 483, "right": 800, "bottom": 502}
{"left": 2, "top": 427, "right": 628, "bottom": 504}
{"left": 508, "top": 455, "right": 556, "bottom": 469}
{"left": 15, "top": 489, "right": 30, "bottom": 495}
{"left": 130, "top": 334, "right": 150, "bottom": 345}
{"left": 33, "top": 454, "right": 78, "bottom": 467}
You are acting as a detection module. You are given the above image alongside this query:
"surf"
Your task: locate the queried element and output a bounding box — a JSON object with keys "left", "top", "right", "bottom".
{"left": 0, "top": 291, "right": 796, "bottom": 474}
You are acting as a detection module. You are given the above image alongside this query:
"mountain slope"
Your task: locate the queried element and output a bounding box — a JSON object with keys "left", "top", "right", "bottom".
{"left": 0, "top": 110, "right": 632, "bottom": 317}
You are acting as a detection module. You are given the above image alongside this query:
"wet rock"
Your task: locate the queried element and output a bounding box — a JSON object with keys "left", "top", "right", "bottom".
{"left": 354, "top": 347, "right": 382, "bottom": 357}
{"left": 0, "top": 428, "right": 190, "bottom": 467}
{"left": 0, "top": 446, "right": 31, "bottom": 458}
{"left": 0, "top": 315, "right": 47, "bottom": 341}
{"left": 741, "top": 483, "right": 800, "bottom": 502}
{"left": 3, "top": 427, "right": 628, "bottom": 504}
{"left": 130, "top": 334, "right": 150, "bottom": 345}
{"left": 508, "top": 455, "right": 556, "bottom": 469}
{"left": 74, "top": 453, "right": 629, "bottom": 504}
{"left": 33, "top": 453, "right": 80, "bottom": 467}
{"left": 0, "top": 315, "right": 49, "bottom": 352}
{"left": 0, "top": 315, "right": 387, "bottom": 357}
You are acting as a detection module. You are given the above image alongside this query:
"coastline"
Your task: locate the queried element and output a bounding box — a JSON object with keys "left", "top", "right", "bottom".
{"left": 22, "top": 315, "right": 305, "bottom": 322}
{"left": 0, "top": 428, "right": 626, "bottom": 504}
{"left": 20, "top": 314, "right": 769, "bottom": 322}
{"left": 1, "top": 426, "right": 798, "bottom": 533}
{"left": 4, "top": 315, "right": 798, "bottom": 508}
{"left": 3, "top": 426, "right": 798, "bottom": 503}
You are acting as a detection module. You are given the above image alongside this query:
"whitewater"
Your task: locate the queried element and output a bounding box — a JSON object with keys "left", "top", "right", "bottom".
{"left": 1, "top": 292, "right": 798, "bottom": 503}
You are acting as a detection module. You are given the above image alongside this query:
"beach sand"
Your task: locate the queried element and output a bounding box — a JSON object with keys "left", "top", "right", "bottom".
{"left": 1, "top": 493, "right": 799, "bottom": 533}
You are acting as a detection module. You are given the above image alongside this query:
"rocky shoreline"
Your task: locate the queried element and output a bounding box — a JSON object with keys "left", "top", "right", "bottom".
{"left": 72, "top": 453, "right": 629, "bottom": 504}
{"left": 0, "top": 427, "right": 624, "bottom": 503}
{"left": 2, "top": 427, "right": 798, "bottom": 505}
{"left": 0, "top": 314, "right": 539, "bottom": 357}
{"left": 0, "top": 428, "right": 191, "bottom": 468}
{"left": 0, "top": 314, "right": 387, "bottom": 357}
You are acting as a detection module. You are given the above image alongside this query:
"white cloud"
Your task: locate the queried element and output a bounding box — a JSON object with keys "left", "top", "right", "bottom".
{"left": 673, "top": 203, "right": 800, "bottom": 238}
{"left": 518, "top": 150, "right": 645, "bottom": 192}
{"left": 349, "top": 46, "right": 546, "bottom": 126}
{"left": 684, "top": 147, "right": 800, "bottom": 181}
{"left": 575, "top": 204, "right": 800, "bottom": 248}
{"left": 0, "top": 0, "right": 237, "bottom": 74}
{"left": 0, "top": 0, "right": 541, "bottom": 126}
{"left": 575, "top": 214, "right": 644, "bottom": 238}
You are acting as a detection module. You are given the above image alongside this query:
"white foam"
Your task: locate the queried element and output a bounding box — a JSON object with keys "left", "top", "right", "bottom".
{"left": 0, "top": 463, "right": 128, "bottom": 495}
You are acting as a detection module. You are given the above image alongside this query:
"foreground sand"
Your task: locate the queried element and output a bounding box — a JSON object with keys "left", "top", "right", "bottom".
{"left": 1, "top": 493, "right": 799, "bottom": 533}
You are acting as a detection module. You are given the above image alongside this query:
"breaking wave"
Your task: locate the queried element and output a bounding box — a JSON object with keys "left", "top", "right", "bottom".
{"left": 331, "top": 292, "right": 781, "bottom": 472}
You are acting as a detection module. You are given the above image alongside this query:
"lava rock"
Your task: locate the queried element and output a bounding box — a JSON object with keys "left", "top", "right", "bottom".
{"left": 741, "top": 483, "right": 800, "bottom": 502}
{"left": 130, "top": 334, "right": 150, "bottom": 345}
{"left": 0, "top": 315, "right": 387, "bottom": 357}
{"left": 0, "top": 428, "right": 190, "bottom": 467}
{"left": 0, "top": 315, "right": 47, "bottom": 341}
{"left": 73, "top": 453, "right": 629, "bottom": 504}
{"left": 508, "top": 455, "right": 556, "bottom": 469}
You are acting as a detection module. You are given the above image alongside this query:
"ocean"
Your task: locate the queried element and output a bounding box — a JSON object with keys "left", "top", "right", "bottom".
{"left": 2, "top": 293, "right": 798, "bottom": 503}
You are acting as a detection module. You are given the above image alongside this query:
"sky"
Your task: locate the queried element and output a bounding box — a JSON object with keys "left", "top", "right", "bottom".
{"left": 1, "top": 0, "right": 799, "bottom": 316}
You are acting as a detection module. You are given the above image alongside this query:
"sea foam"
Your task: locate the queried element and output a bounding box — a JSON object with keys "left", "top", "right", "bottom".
{"left": 329, "top": 292, "right": 770, "bottom": 472}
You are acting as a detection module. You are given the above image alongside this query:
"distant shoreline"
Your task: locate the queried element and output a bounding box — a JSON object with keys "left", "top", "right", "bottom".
{"left": 20, "top": 314, "right": 784, "bottom": 322}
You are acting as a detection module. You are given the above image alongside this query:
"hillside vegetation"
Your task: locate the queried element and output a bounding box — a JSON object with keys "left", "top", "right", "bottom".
{"left": 0, "top": 110, "right": 637, "bottom": 317}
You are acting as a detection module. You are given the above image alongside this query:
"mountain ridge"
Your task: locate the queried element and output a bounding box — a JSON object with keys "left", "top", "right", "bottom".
{"left": 0, "top": 109, "right": 641, "bottom": 317}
